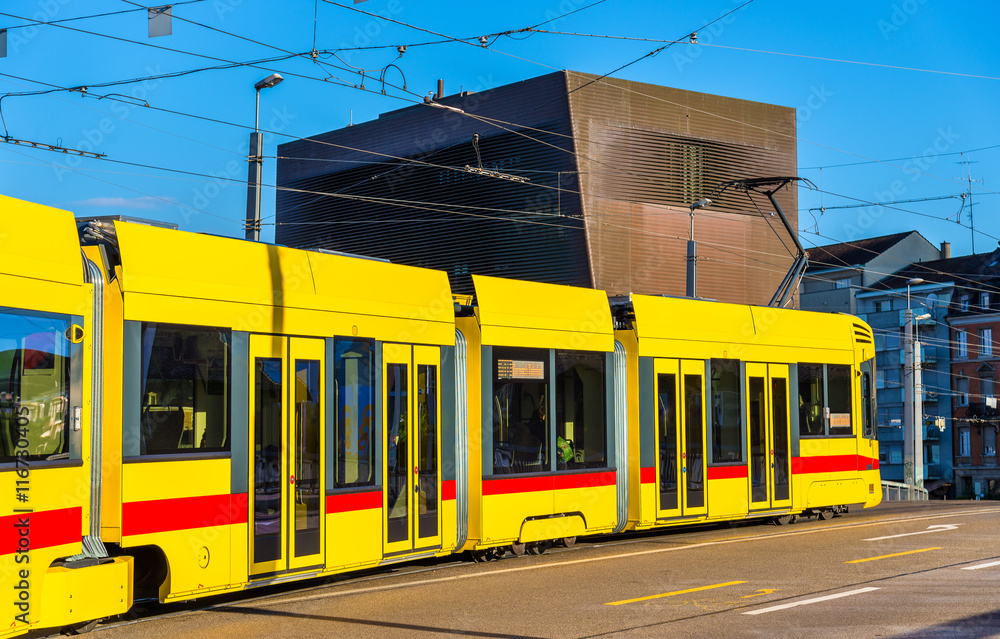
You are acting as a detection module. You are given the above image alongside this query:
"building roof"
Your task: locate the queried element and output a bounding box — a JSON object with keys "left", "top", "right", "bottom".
{"left": 806, "top": 231, "right": 917, "bottom": 272}
{"left": 871, "top": 249, "right": 1000, "bottom": 291}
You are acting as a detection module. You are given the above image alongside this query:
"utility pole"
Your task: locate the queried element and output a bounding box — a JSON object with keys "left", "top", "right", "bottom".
{"left": 955, "top": 157, "right": 982, "bottom": 253}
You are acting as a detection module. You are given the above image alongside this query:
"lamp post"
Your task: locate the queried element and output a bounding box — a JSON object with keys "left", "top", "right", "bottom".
{"left": 903, "top": 277, "right": 925, "bottom": 489}
{"left": 686, "top": 198, "right": 712, "bottom": 298}
{"left": 244, "top": 73, "right": 284, "bottom": 241}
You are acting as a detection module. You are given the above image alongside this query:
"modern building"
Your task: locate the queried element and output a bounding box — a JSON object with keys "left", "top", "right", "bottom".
{"left": 275, "top": 71, "right": 799, "bottom": 305}
{"left": 800, "top": 231, "right": 940, "bottom": 315}
{"left": 861, "top": 253, "right": 964, "bottom": 495}
{"left": 943, "top": 246, "right": 1000, "bottom": 499}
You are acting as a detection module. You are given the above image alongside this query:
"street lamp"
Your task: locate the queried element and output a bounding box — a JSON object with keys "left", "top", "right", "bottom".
{"left": 686, "top": 198, "right": 712, "bottom": 298}
{"left": 244, "top": 73, "right": 284, "bottom": 241}
{"left": 903, "top": 277, "right": 926, "bottom": 490}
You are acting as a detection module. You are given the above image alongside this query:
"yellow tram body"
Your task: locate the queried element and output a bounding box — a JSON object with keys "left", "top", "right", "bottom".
{"left": 0, "top": 197, "right": 881, "bottom": 635}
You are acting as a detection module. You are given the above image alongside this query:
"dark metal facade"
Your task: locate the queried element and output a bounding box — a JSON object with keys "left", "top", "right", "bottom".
{"left": 276, "top": 71, "right": 798, "bottom": 304}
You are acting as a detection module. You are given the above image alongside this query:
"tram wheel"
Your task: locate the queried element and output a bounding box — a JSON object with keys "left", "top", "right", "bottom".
{"left": 488, "top": 547, "right": 506, "bottom": 561}
{"left": 773, "top": 515, "right": 793, "bottom": 525}
{"left": 558, "top": 537, "right": 577, "bottom": 548}
{"left": 528, "top": 540, "right": 553, "bottom": 555}
{"left": 470, "top": 549, "right": 490, "bottom": 563}
{"left": 818, "top": 510, "right": 834, "bottom": 521}
{"left": 510, "top": 542, "right": 526, "bottom": 556}
{"left": 63, "top": 619, "right": 98, "bottom": 635}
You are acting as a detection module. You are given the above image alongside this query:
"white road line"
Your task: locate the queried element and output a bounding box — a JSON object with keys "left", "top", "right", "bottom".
{"left": 962, "top": 560, "right": 1000, "bottom": 571}
{"left": 863, "top": 524, "right": 961, "bottom": 541}
{"left": 742, "top": 587, "right": 880, "bottom": 615}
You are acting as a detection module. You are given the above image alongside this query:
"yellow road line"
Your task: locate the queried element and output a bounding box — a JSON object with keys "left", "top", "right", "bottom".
{"left": 605, "top": 581, "right": 747, "bottom": 606}
{"left": 845, "top": 547, "right": 942, "bottom": 564}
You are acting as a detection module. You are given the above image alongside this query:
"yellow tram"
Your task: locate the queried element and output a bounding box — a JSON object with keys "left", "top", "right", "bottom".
{"left": 0, "top": 199, "right": 880, "bottom": 637}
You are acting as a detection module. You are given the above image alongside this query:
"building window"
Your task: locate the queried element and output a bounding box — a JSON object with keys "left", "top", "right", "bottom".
{"left": 984, "top": 427, "right": 997, "bottom": 457}
{"left": 876, "top": 369, "right": 885, "bottom": 389}
{"left": 835, "top": 278, "right": 851, "bottom": 289}
{"left": 959, "top": 426, "right": 971, "bottom": 456}
{"left": 873, "top": 300, "right": 885, "bottom": 313}
{"left": 981, "top": 328, "right": 994, "bottom": 357}
{"left": 958, "top": 331, "right": 968, "bottom": 358}
{"left": 980, "top": 370, "right": 995, "bottom": 400}
{"left": 957, "top": 376, "right": 969, "bottom": 406}
{"left": 982, "top": 293, "right": 991, "bottom": 310}
{"left": 961, "top": 296, "right": 970, "bottom": 312}
{"left": 139, "top": 323, "right": 230, "bottom": 455}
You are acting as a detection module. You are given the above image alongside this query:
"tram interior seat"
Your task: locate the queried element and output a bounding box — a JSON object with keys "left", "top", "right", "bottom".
{"left": 141, "top": 405, "right": 185, "bottom": 453}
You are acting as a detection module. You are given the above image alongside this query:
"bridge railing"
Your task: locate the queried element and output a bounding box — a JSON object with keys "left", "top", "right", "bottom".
{"left": 881, "top": 480, "right": 929, "bottom": 501}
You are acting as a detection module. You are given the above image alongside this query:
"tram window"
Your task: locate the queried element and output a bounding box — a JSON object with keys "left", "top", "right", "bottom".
{"left": 860, "top": 358, "right": 877, "bottom": 439}
{"left": 798, "top": 364, "right": 825, "bottom": 436}
{"left": 139, "top": 323, "right": 230, "bottom": 455}
{"left": 555, "top": 351, "right": 607, "bottom": 470}
{"left": 827, "top": 365, "right": 853, "bottom": 435}
{"left": 492, "top": 346, "right": 549, "bottom": 475}
{"left": 0, "top": 310, "right": 74, "bottom": 462}
{"left": 334, "top": 338, "right": 375, "bottom": 488}
{"left": 710, "top": 359, "right": 742, "bottom": 463}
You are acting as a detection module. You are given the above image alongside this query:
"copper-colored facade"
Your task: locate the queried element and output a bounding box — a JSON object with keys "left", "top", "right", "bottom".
{"left": 276, "top": 71, "right": 797, "bottom": 304}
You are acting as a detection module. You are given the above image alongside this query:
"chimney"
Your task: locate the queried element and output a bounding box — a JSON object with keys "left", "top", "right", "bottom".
{"left": 940, "top": 241, "right": 951, "bottom": 259}
{"left": 436, "top": 79, "right": 444, "bottom": 100}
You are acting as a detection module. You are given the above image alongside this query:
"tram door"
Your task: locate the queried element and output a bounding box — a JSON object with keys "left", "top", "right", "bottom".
{"left": 654, "top": 359, "right": 708, "bottom": 519}
{"left": 746, "top": 363, "right": 792, "bottom": 511}
{"left": 383, "top": 344, "right": 442, "bottom": 555}
{"left": 248, "top": 335, "right": 325, "bottom": 576}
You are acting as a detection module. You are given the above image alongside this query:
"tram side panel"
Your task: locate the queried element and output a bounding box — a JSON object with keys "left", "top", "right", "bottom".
{"left": 468, "top": 276, "right": 618, "bottom": 551}
{"left": 1, "top": 201, "right": 130, "bottom": 639}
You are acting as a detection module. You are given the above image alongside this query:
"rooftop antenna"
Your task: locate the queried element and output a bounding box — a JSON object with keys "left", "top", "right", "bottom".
{"left": 955, "top": 155, "right": 982, "bottom": 253}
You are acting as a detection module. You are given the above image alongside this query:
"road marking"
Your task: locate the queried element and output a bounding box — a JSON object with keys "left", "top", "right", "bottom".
{"left": 605, "top": 581, "right": 747, "bottom": 606}
{"left": 845, "top": 547, "right": 941, "bottom": 563}
{"left": 863, "top": 524, "right": 962, "bottom": 541}
{"left": 962, "top": 560, "right": 1000, "bottom": 571}
{"left": 743, "top": 587, "right": 880, "bottom": 615}
{"left": 740, "top": 589, "right": 778, "bottom": 599}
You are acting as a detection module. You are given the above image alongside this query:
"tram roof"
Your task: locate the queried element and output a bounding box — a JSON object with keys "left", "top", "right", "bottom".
{"left": 629, "top": 294, "right": 858, "bottom": 352}
{"left": 0, "top": 195, "right": 83, "bottom": 286}
{"left": 472, "top": 274, "right": 614, "bottom": 351}
{"left": 113, "top": 221, "right": 454, "bottom": 330}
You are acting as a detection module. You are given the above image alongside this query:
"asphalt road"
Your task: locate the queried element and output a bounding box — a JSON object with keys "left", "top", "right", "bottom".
{"left": 87, "top": 501, "right": 1000, "bottom": 639}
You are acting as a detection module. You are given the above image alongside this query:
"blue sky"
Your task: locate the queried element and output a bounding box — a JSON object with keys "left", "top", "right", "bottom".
{"left": 1, "top": 0, "right": 997, "bottom": 256}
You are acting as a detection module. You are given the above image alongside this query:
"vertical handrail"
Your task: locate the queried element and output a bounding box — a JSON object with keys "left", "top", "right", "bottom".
{"left": 612, "top": 341, "right": 630, "bottom": 533}
{"left": 454, "top": 329, "right": 469, "bottom": 549}
{"left": 82, "top": 257, "right": 109, "bottom": 558}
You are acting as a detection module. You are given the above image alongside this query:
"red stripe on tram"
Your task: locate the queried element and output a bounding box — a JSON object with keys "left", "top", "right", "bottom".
{"left": 326, "top": 490, "right": 382, "bottom": 514}
{"left": 792, "top": 455, "right": 879, "bottom": 474}
{"left": 441, "top": 480, "right": 456, "bottom": 501}
{"left": 123, "top": 494, "right": 246, "bottom": 536}
{"left": 0, "top": 507, "right": 82, "bottom": 556}
{"left": 707, "top": 465, "right": 748, "bottom": 480}
{"left": 640, "top": 467, "right": 656, "bottom": 484}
